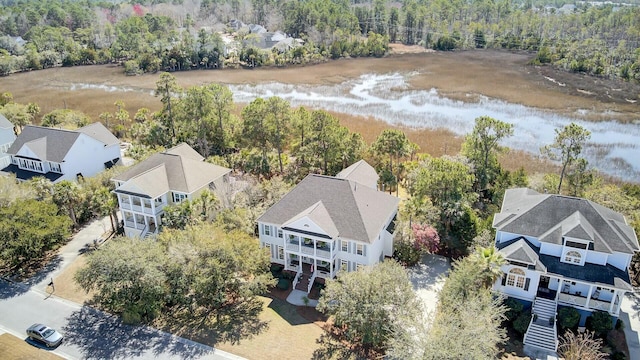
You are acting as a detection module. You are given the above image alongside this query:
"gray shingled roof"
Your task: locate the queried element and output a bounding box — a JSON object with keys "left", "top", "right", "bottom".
{"left": 494, "top": 188, "right": 639, "bottom": 254}
{"left": 257, "top": 173, "right": 399, "bottom": 244}
{"left": 76, "top": 122, "right": 119, "bottom": 147}
{"left": 113, "top": 143, "right": 230, "bottom": 198}
{"left": 6, "top": 123, "right": 118, "bottom": 162}
{"left": 335, "top": 159, "right": 379, "bottom": 189}
{"left": 497, "top": 237, "right": 547, "bottom": 272}
{"left": 7, "top": 126, "right": 81, "bottom": 162}
{"left": 0, "top": 114, "right": 12, "bottom": 129}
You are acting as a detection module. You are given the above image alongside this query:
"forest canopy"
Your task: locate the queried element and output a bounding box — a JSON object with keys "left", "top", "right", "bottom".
{"left": 0, "top": 0, "right": 639, "bottom": 81}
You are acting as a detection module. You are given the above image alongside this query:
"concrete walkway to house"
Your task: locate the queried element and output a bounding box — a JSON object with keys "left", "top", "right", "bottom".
{"left": 286, "top": 289, "right": 319, "bottom": 307}
{"left": 620, "top": 292, "right": 640, "bottom": 360}
{"left": 407, "top": 254, "right": 451, "bottom": 318}
{"left": 22, "top": 215, "right": 114, "bottom": 292}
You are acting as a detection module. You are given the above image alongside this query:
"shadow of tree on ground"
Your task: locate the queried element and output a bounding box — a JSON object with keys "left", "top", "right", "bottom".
{"left": 63, "top": 306, "right": 213, "bottom": 360}
{"left": 159, "top": 296, "right": 269, "bottom": 347}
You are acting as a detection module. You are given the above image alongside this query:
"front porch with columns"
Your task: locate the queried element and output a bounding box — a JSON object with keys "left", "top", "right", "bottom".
{"left": 537, "top": 274, "right": 623, "bottom": 316}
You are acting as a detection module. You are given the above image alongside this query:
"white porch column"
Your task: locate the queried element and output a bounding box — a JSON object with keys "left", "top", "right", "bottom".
{"left": 556, "top": 279, "right": 564, "bottom": 301}
{"left": 151, "top": 200, "right": 156, "bottom": 214}
{"left": 586, "top": 284, "right": 594, "bottom": 305}
{"left": 610, "top": 292, "right": 619, "bottom": 314}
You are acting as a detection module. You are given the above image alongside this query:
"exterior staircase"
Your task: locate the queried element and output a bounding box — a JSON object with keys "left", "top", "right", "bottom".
{"left": 523, "top": 297, "right": 558, "bottom": 352}
{"left": 295, "top": 273, "right": 310, "bottom": 291}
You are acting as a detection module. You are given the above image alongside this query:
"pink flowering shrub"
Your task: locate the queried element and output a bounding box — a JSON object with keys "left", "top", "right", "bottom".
{"left": 412, "top": 223, "right": 440, "bottom": 254}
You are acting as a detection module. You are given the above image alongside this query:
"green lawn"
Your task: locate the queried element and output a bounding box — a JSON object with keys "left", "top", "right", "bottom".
{"left": 216, "top": 296, "right": 324, "bottom": 360}
{"left": 0, "top": 333, "right": 64, "bottom": 360}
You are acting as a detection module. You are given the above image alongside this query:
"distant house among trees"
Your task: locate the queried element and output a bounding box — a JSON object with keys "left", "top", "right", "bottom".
{"left": 112, "top": 143, "right": 231, "bottom": 238}
{"left": 493, "top": 188, "right": 639, "bottom": 352}
{"left": 257, "top": 160, "right": 399, "bottom": 293}
{"left": 2, "top": 122, "right": 120, "bottom": 183}
{"left": 0, "top": 114, "right": 16, "bottom": 168}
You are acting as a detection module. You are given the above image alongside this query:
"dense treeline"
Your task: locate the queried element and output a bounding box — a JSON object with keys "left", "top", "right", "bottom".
{"left": 0, "top": 0, "right": 639, "bottom": 80}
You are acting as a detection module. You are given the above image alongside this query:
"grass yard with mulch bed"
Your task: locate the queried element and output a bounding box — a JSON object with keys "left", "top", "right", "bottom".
{"left": 0, "top": 333, "right": 64, "bottom": 360}
{"left": 216, "top": 295, "right": 325, "bottom": 360}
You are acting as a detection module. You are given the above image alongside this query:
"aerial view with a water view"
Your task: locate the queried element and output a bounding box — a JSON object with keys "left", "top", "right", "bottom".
{"left": 1, "top": 1, "right": 639, "bottom": 360}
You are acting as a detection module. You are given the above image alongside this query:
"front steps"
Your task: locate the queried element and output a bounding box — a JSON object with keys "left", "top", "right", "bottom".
{"left": 524, "top": 297, "right": 558, "bottom": 353}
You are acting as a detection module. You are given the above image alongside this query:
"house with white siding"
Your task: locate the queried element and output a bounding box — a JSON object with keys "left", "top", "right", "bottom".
{"left": 493, "top": 188, "right": 639, "bottom": 352}
{"left": 2, "top": 123, "right": 120, "bottom": 182}
{"left": 257, "top": 160, "right": 399, "bottom": 293}
{"left": 112, "top": 143, "right": 231, "bottom": 238}
{"left": 0, "top": 114, "right": 16, "bottom": 169}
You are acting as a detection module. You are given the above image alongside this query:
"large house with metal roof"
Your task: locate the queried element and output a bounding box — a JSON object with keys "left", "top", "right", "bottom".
{"left": 257, "top": 160, "right": 399, "bottom": 293}
{"left": 112, "top": 143, "right": 231, "bottom": 238}
{"left": 492, "top": 188, "right": 639, "bottom": 352}
{"left": 2, "top": 123, "right": 120, "bottom": 182}
{"left": 0, "top": 114, "right": 16, "bottom": 169}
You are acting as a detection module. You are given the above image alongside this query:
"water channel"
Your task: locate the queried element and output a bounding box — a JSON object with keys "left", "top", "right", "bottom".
{"left": 228, "top": 72, "right": 640, "bottom": 183}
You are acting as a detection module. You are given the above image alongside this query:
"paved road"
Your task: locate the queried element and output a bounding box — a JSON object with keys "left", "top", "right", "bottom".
{"left": 0, "top": 280, "right": 243, "bottom": 360}
{"left": 0, "top": 216, "right": 245, "bottom": 360}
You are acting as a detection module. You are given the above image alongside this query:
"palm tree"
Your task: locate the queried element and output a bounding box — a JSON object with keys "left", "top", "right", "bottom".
{"left": 470, "top": 246, "right": 506, "bottom": 288}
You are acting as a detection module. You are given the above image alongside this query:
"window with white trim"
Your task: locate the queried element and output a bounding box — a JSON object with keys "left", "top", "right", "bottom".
{"left": 506, "top": 268, "right": 526, "bottom": 289}
{"left": 48, "top": 162, "right": 61, "bottom": 173}
{"left": 564, "top": 250, "right": 581, "bottom": 264}
{"left": 277, "top": 229, "right": 283, "bottom": 238}
{"left": 356, "top": 243, "right": 364, "bottom": 256}
{"left": 356, "top": 263, "right": 364, "bottom": 271}
{"left": 172, "top": 192, "right": 187, "bottom": 203}
{"left": 341, "top": 240, "right": 348, "bottom": 252}
{"left": 263, "top": 224, "right": 271, "bottom": 236}
{"left": 264, "top": 243, "right": 271, "bottom": 256}
{"left": 341, "top": 260, "right": 348, "bottom": 271}
{"left": 277, "top": 246, "right": 284, "bottom": 260}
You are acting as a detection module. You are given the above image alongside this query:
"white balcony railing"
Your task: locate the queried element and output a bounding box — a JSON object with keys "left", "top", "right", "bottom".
{"left": 588, "top": 298, "right": 612, "bottom": 311}
{"left": 124, "top": 220, "right": 145, "bottom": 230}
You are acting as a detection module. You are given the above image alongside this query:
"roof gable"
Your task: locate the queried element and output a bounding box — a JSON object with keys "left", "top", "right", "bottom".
{"left": 282, "top": 202, "right": 338, "bottom": 238}
{"left": 335, "top": 159, "right": 378, "bottom": 189}
{"left": 0, "top": 114, "right": 12, "bottom": 129}
{"left": 76, "top": 122, "right": 119, "bottom": 146}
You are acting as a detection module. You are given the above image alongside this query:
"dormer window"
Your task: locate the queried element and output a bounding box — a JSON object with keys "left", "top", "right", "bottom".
{"left": 561, "top": 238, "right": 588, "bottom": 266}
{"left": 564, "top": 250, "right": 582, "bottom": 264}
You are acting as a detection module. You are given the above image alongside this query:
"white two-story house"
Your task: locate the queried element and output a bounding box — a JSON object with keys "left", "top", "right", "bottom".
{"left": 493, "top": 188, "right": 639, "bottom": 352}
{"left": 257, "top": 160, "right": 399, "bottom": 293}
{"left": 0, "top": 114, "right": 16, "bottom": 169}
{"left": 2, "top": 123, "right": 120, "bottom": 182}
{"left": 112, "top": 143, "right": 231, "bottom": 238}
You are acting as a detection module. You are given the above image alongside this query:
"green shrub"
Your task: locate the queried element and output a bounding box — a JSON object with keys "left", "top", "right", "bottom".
{"left": 122, "top": 309, "right": 142, "bottom": 324}
{"left": 277, "top": 278, "right": 290, "bottom": 290}
{"left": 513, "top": 310, "right": 532, "bottom": 335}
{"left": 558, "top": 307, "right": 580, "bottom": 331}
{"left": 611, "top": 351, "right": 626, "bottom": 360}
{"left": 504, "top": 298, "right": 524, "bottom": 322}
{"left": 615, "top": 319, "right": 624, "bottom": 330}
{"left": 588, "top": 310, "right": 613, "bottom": 336}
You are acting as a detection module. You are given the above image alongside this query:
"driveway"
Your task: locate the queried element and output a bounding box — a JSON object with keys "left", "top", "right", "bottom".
{"left": 620, "top": 292, "right": 640, "bottom": 360}
{"left": 0, "top": 216, "right": 244, "bottom": 360}
{"left": 407, "top": 254, "right": 451, "bottom": 318}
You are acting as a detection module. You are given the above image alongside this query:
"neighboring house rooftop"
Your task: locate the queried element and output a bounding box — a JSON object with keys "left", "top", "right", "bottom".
{"left": 0, "top": 114, "right": 13, "bottom": 129}
{"left": 494, "top": 188, "right": 639, "bottom": 254}
{"left": 112, "top": 143, "right": 231, "bottom": 199}
{"left": 7, "top": 123, "right": 117, "bottom": 162}
{"left": 257, "top": 172, "right": 399, "bottom": 244}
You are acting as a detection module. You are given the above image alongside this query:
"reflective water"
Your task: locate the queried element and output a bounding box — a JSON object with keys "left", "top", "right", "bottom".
{"left": 229, "top": 73, "right": 640, "bottom": 182}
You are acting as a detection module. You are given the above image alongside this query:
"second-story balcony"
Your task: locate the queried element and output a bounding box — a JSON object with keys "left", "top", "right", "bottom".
{"left": 297, "top": 240, "right": 333, "bottom": 259}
